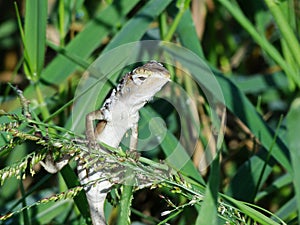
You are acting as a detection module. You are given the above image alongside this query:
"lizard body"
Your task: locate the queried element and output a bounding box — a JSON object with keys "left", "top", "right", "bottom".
{"left": 79, "top": 61, "right": 170, "bottom": 225}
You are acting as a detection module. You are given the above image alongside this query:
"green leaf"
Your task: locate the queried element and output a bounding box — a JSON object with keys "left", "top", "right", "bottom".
{"left": 160, "top": 43, "right": 292, "bottom": 203}
{"left": 176, "top": 0, "right": 191, "bottom": 10}
{"left": 117, "top": 177, "right": 134, "bottom": 225}
{"left": 0, "top": 19, "right": 17, "bottom": 42}
{"left": 177, "top": 9, "right": 204, "bottom": 58}
{"left": 287, "top": 97, "right": 300, "bottom": 225}
{"left": 264, "top": 0, "right": 300, "bottom": 69}
{"left": 226, "top": 153, "right": 274, "bottom": 201}
{"left": 231, "top": 72, "right": 289, "bottom": 94}
{"left": 279, "top": 1, "right": 299, "bottom": 76}
{"left": 30, "top": 200, "right": 72, "bottom": 224}
{"left": 23, "top": 0, "right": 47, "bottom": 81}
{"left": 196, "top": 154, "right": 220, "bottom": 225}
{"left": 59, "top": 165, "right": 91, "bottom": 223}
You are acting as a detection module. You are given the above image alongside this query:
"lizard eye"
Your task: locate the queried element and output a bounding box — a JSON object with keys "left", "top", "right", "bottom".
{"left": 137, "top": 76, "right": 146, "bottom": 81}
{"left": 132, "top": 74, "right": 148, "bottom": 85}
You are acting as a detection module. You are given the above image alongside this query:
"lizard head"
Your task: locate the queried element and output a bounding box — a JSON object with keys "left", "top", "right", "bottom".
{"left": 117, "top": 60, "right": 170, "bottom": 104}
{"left": 131, "top": 60, "right": 170, "bottom": 86}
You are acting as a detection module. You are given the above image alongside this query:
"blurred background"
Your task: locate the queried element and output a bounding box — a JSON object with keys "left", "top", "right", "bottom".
{"left": 0, "top": 0, "right": 299, "bottom": 224}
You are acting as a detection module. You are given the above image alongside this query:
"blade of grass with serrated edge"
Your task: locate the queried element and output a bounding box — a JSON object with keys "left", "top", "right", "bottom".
{"left": 24, "top": 0, "right": 47, "bottom": 81}
{"left": 287, "top": 97, "right": 300, "bottom": 225}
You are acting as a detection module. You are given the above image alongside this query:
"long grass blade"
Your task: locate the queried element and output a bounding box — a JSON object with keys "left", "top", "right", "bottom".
{"left": 23, "top": 0, "right": 47, "bottom": 81}
{"left": 177, "top": 9, "right": 204, "bottom": 58}
{"left": 264, "top": 0, "right": 300, "bottom": 68}
{"left": 287, "top": 97, "right": 300, "bottom": 225}
{"left": 196, "top": 154, "right": 220, "bottom": 224}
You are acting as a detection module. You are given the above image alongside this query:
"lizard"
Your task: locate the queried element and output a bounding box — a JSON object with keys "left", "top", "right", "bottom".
{"left": 76, "top": 60, "right": 170, "bottom": 225}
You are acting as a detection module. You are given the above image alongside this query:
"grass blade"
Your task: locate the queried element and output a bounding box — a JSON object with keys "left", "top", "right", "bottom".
{"left": 223, "top": 195, "right": 282, "bottom": 225}
{"left": 264, "top": 0, "right": 300, "bottom": 68}
{"left": 117, "top": 177, "right": 134, "bottom": 225}
{"left": 196, "top": 154, "right": 220, "bottom": 224}
{"left": 287, "top": 97, "right": 300, "bottom": 225}
{"left": 177, "top": 9, "right": 204, "bottom": 58}
{"left": 24, "top": 0, "right": 47, "bottom": 80}
{"left": 230, "top": 72, "right": 288, "bottom": 94}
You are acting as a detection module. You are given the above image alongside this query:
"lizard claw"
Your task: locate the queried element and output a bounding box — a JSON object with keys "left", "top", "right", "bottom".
{"left": 87, "top": 140, "right": 101, "bottom": 152}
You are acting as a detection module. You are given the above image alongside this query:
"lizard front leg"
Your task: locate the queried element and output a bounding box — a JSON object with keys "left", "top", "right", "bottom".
{"left": 85, "top": 109, "right": 105, "bottom": 142}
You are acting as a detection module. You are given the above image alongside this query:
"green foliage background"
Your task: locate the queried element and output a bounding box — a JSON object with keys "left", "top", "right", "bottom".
{"left": 0, "top": 0, "right": 299, "bottom": 224}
